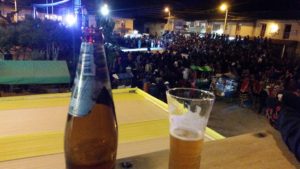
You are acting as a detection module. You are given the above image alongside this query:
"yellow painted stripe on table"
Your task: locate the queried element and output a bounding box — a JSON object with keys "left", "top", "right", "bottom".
{"left": 0, "top": 132, "right": 62, "bottom": 162}
{"left": 135, "top": 88, "right": 168, "bottom": 111}
{"left": 0, "top": 119, "right": 169, "bottom": 162}
{"left": 205, "top": 127, "right": 226, "bottom": 140}
{"left": 0, "top": 93, "right": 69, "bottom": 110}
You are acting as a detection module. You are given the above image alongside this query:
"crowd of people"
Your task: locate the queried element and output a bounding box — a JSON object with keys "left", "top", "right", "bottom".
{"left": 111, "top": 32, "right": 300, "bottom": 160}
{"left": 111, "top": 32, "right": 300, "bottom": 113}
{"left": 116, "top": 35, "right": 164, "bottom": 49}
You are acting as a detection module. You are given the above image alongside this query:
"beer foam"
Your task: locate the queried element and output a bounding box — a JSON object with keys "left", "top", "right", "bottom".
{"left": 170, "top": 128, "right": 203, "bottom": 141}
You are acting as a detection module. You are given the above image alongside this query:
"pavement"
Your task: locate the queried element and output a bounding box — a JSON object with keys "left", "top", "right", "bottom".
{"left": 208, "top": 98, "right": 269, "bottom": 137}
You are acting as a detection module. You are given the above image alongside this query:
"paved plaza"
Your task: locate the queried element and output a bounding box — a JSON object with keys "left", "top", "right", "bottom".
{"left": 208, "top": 99, "right": 269, "bottom": 137}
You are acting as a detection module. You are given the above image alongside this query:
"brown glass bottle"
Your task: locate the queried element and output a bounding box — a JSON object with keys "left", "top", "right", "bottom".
{"left": 64, "top": 28, "right": 118, "bottom": 169}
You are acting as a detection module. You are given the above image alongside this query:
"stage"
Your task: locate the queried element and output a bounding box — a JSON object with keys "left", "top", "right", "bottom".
{"left": 121, "top": 47, "right": 164, "bottom": 52}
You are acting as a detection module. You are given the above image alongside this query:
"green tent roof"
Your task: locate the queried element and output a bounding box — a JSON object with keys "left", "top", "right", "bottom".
{"left": 190, "top": 65, "right": 213, "bottom": 72}
{"left": 201, "top": 66, "right": 213, "bottom": 72}
{"left": 0, "top": 61, "right": 70, "bottom": 85}
{"left": 190, "top": 65, "right": 197, "bottom": 70}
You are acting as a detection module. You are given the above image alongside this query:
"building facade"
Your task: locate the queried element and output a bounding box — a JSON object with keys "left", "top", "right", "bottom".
{"left": 185, "top": 19, "right": 300, "bottom": 42}
{"left": 88, "top": 16, "right": 134, "bottom": 35}
{"left": 113, "top": 17, "right": 134, "bottom": 34}
{"left": 185, "top": 19, "right": 300, "bottom": 57}
{"left": 144, "top": 22, "right": 165, "bottom": 36}
{"left": 253, "top": 20, "right": 300, "bottom": 41}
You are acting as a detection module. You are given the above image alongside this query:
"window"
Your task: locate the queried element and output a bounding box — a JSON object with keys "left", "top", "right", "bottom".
{"left": 283, "top": 24, "right": 292, "bottom": 39}
{"left": 260, "top": 24, "right": 267, "bottom": 37}
{"left": 213, "top": 24, "right": 221, "bottom": 32}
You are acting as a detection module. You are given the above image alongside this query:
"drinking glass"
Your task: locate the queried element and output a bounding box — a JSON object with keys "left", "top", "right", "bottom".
{"left": 166, "top": 88, "right": 215, "bottom": 169}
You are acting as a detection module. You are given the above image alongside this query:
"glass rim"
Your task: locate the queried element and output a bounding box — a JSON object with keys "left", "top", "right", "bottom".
{"left": 166, "top": 88, "right": 215, "bottom": 101}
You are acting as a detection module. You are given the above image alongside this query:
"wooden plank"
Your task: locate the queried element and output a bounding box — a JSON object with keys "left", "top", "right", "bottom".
{"left": 200, "top": 130, "right": 299, "bottom": 169}
{"left": 118, "top": 130, "right": 300, "bottom": 169}
{"left": 1, "top": 131, "right": 299, "bottom": 169}
{"left": 0, "top": 137, "right": 170, "bottom": 169}
{"left": 0, "top": 107, "right": 67, "bottom": 137}
{"left": 0, "top": 119, "right": 171, "bottom": 162}
{"left": 0, "top": 154, "right": 65, "bottom": 169}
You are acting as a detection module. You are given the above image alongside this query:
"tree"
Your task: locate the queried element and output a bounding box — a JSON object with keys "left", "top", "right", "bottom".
{"left": 0, "top": 1, "right": 29, "bottom": 24}
{"left": 0, "top": 24, "right": 18, "bottom": 50}
{"left": 0, "top": 16, "right": 73, "bottom": 60}
{"left": 17, "top": 17, "right": 46, "bottom": 50}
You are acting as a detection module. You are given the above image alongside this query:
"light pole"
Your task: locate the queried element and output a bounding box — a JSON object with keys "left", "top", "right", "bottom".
{"left": 14, "top": 0, "right": 17, "bottom": 22}
{"left": 219, "top": 3, "right": 228, "bottom": 33}
{"left": 164, "top": 7, "right": 171, "bottom": 31}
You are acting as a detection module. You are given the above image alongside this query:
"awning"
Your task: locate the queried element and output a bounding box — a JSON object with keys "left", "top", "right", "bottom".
{"left": 0, "top": 61, "right": 70, "bottom": 85}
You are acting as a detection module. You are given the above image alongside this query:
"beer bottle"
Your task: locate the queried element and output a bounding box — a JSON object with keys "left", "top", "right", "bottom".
{"left": 64, "top": 27, "right": 118, "bottom": 169}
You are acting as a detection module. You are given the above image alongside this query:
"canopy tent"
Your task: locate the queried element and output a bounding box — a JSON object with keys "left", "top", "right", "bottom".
{"left": 190, "top": 65, "right": 198, "bottom": 70}
{"left": 202, "top": 66, "right": 213, "bottom": 72}
{"left": 0, "top": 61, "right": 70, "bottom": 85}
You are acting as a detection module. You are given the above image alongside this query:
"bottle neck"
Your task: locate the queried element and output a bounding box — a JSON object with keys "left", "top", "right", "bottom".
{"left": 80, "top": 26, "right": 111, "bottom": 91}
{"left": 80, "top": 26, "right": 111, "bottom": 93}
{"left": 93, "top": 42, "right": 112, "bottom": 94}
{"left": 68, "top": 30, "right": 112, "bottom": 116}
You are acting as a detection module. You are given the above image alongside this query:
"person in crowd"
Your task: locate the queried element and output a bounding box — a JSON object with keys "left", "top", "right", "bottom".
{"left": 138, "top": 38, "right": 142, "bottom": 48}
{"left": 240, "top": 77, "right": 250, "bottom": 107}
{"left": 266, "top": 84, "right": 300, "bottom": 161}
{"left": 258, "top": 86, "right": 269, "bottom": 114}
{"left": 252, "top": 77, "right": 263, "bottom": 110}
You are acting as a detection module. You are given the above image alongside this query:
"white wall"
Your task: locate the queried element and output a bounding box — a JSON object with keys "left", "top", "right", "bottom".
{"left": 239, "top": 23, "right": 255, "bottom": 37}
{"left": 226, "top": 23, "right": 237, "bottom": 36}
{"left": 205, "top": 21, "right": 255, "bottom": 36}
{"left": 186, "top": 20, "right": 207, "bottom": 33}
{"left": 147, "top": 19, "right": 300, "bottom": 41}
{"left": 209, "top": 22, "right": 223, "bottom": 34}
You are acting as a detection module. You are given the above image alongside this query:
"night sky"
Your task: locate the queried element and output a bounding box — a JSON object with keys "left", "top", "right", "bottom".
{"left": 9, "top": 0, "right": 300, "bottom": 20}
{"left": 94, "top": 0, "right": 300, "bottom": 19}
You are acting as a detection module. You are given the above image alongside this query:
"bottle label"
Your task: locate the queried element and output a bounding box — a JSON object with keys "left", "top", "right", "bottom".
{"left": 82, "top": 53, "right": 96, "bottom": 76}
{"left": 69, "top": 77, "right": 95, "bottom": 116}
{"left": 69, "top": 43, "right": 96, "bottom": 117}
